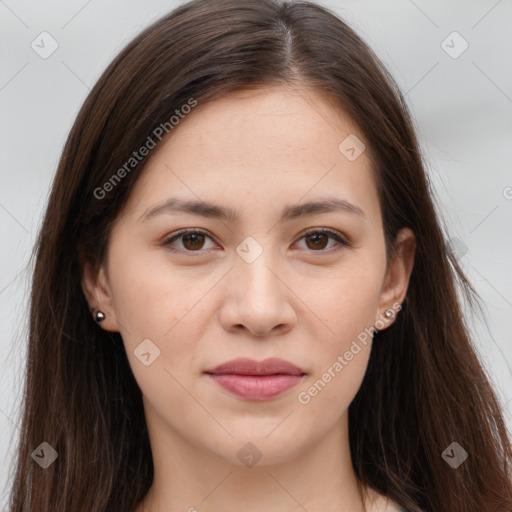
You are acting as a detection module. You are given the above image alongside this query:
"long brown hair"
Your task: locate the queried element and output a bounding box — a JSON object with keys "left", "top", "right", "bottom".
{"left": 7, "top": 0, "right": 512, "bottom": 510}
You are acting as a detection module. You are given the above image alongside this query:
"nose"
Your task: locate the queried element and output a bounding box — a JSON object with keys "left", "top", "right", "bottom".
{"left": 219, "top": 248, "right": 296, "bottom": 338}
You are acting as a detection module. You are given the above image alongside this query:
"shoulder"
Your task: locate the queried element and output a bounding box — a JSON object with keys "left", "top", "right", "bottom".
{"left": 363, "top": 486, "right": 410, "bottom": 512}
{"left": 381, "top": 498, "right": 404, "bottom": 512}
{"left": 386, "top": 500, "right": 405, "bottom": 512}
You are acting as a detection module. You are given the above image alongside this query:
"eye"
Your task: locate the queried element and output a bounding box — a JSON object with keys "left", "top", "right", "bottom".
{"left": 161, "top": 228, "right": 218, "bottom": 254}
{"left": 294, "top": 228, "right": 349, "bottom": 253}
{"left": 161, "top": 227, "right": 349, "bottom": 255}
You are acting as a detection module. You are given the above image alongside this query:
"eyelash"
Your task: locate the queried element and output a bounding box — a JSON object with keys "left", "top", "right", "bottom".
{"left": 160, "top": 227, "right": 349, "bottom": 256}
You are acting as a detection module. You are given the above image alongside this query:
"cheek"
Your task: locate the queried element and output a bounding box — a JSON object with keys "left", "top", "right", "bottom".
{"left": 107, "top": 246, "right": 208, "bottom": 375}
{"left": 296, "top": 261, "right": 380, "bottom": 409}
{"left": 108, "top": 247, "right": 191, "bottom": 336}
{"left": 297, "top": 336, "right": 373, "bottom": 417}
{"left": 307, "top": 262, "right": 382, "bottom": 342}
{"left": 109, "top": 259, "right": 198, "bottom": 412}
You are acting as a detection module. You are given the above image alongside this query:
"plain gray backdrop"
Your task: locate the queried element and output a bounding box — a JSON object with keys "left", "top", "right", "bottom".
{"left": 1, "top": 0, "right": 511, "bottom": 508}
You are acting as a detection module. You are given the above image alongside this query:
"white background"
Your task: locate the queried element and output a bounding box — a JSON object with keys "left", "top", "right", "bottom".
{"left": 1, "top": 0, "right": 511, "bottom": 508}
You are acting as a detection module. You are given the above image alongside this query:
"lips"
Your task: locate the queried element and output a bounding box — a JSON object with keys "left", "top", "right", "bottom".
{"left": 206, "top": 357, "right": 305, "bottom": 376}
{"left": 205, "top": 357, "right": 306, "bottom": 401}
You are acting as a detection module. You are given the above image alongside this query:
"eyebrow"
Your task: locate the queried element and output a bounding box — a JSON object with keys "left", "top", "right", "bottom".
{"left": 138, "top": 196, "right": 367, "bottom": 224}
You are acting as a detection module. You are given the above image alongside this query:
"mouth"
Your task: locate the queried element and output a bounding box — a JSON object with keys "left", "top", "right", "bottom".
{"left": 204, "top": 357, "right": 306, "bottom": 401}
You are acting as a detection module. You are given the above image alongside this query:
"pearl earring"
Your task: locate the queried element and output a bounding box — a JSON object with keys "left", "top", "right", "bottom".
{"left": 384, "top": 309, "right": 396, "bottom": 319}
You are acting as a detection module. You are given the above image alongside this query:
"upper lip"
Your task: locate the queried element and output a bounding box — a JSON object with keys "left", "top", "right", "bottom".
{"left": 205, "top": 357, "right": 306, "bottom": 376}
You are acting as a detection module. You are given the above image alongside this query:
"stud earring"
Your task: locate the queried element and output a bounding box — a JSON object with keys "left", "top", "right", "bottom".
{"left": 384, "top": 309, "right": 396, "bottom": 319}
{"left": 94, "top": 310, "right": 105, "bottom": 323}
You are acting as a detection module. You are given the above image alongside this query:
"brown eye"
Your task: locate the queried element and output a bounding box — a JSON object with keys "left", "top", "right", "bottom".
{"left": 181, "top": 232, "right": 206, "bottom": 251}
{"left": 304, "top": 232, "right": 329, "bottom": 250}
{"left": 162, "top": 227, "right": 349, "bottom": 256}
{"left": 296, "top": 228, "right": 349, "bottom": 253}
{"left": 162, "top": 229, "right": 217, "bottom": 254}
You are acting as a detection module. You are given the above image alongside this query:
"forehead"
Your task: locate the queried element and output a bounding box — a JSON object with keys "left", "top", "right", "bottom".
{"left": 120, "top": 86, "right": 381, "bottom": 229}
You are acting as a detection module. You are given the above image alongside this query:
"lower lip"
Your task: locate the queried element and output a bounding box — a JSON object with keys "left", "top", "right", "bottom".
{"left": 207, "top": 373, "right": 304, "bottom": 401}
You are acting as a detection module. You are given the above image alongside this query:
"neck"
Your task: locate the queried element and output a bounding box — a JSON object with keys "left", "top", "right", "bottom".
{"left": 137, "top": 403, "right": 367, "bottom": 512}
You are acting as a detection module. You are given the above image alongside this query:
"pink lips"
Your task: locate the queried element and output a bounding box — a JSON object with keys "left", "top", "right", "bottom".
{"left": 205, "top": 357, "right": 306, "bottom": 401}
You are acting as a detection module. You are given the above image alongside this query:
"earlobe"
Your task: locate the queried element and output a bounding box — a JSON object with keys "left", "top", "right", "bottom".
{"left": 81, "top": 261, "right": 120, "bottom": 332}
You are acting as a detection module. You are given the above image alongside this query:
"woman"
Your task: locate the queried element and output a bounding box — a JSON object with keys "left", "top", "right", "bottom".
{"left": 8, "top": 0, "right": 512, "bottom": 511}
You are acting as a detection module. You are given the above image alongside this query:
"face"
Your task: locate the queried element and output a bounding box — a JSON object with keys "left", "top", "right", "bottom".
{"left": 83, "top": 86, "right": 415, "bottom": 467}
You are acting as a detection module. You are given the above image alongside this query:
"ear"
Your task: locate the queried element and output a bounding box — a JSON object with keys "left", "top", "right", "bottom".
{"left": 375, "top": 227, "right": 416, "bottom": 329}
{"left": 81, "top": 261, "right": 120, "bottom": 332}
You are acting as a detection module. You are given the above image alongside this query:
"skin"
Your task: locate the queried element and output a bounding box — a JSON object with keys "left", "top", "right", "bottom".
{"left": 82, "top": 85, "right": 416, "bottom": 512}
